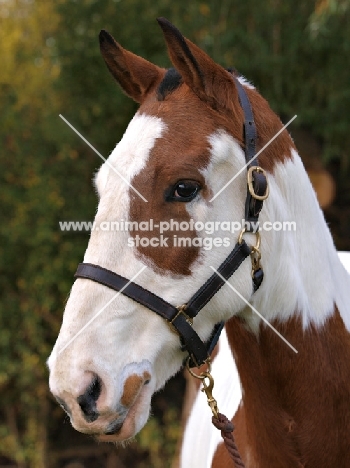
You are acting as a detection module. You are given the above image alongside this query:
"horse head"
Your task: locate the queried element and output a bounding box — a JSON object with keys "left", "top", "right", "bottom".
{"left": 48, "top": 18, "right": 293, "bottom": 441}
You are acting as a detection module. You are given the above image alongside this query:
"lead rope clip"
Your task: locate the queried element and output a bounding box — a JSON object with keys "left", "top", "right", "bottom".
{"left": 186, "top": 357, "right": 219, "bottom": 418}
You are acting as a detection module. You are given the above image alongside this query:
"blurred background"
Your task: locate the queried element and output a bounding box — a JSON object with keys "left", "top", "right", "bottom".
{"left": 1, "top": 0, "right": 349, "bottom": 466}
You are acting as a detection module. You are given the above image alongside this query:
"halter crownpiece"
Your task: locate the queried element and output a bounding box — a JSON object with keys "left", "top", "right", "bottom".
{"left": 74, "top": 77, "right": 268, "bottom": 368}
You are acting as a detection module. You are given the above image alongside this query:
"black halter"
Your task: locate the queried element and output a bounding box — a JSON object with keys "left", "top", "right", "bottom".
{"left": 74, "top": 78, "right": 268, "bottom": 368}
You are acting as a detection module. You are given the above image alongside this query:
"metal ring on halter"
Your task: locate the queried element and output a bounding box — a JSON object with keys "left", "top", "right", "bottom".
{"left": 247, "top": 166, "right": 269, "bottom": 200}
{"left": 186, "top": 356, "right": 211, "bottom": 379}
{"left": 238, "top": 228, "right": 261, "bottom": 251}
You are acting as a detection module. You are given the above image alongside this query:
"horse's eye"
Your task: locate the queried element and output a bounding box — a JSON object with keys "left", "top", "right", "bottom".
{"left": 167, "top": 180, "right": 201, "bottom": 202}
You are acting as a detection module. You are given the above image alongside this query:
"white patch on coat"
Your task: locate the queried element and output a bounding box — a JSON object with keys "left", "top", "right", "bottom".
{"left": 250, "top": 151, "right": 350, "bottom": 331}
{"left": 49, "top": 113, "right": 187, "bottom": 435}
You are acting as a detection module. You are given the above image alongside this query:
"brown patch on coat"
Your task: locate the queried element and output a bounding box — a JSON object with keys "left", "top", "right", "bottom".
{"left": 129, "top": 76, "right": 295, "bottom": 275}
{"left": 120, "top": 371, "right": 151, "bottom": 408}
{"left": 212, "top": 308, "right": 350, "bottom": 467}
{"left": 129, "top": 84, "right": 242, "bottom": 276}
{"left": 156, "top": 18, "right": 296, "bottom": 172}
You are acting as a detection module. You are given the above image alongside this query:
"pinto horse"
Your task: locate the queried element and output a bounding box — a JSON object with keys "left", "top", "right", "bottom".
{"left": 48, "top": 18, "right": 350, "bottom": 467}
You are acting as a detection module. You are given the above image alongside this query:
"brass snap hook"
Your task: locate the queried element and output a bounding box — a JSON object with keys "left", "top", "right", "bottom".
{"left": 186, "top": 358, "right": 219, "bottom": 419}
{"left": 200, "top": 371, "right": 219, "bottom": 419}
{"left": 250, "top": 246, "right": 262, "bottom": 275}
{"left": 238, "top": 228, "right": 262, "bottom": 277}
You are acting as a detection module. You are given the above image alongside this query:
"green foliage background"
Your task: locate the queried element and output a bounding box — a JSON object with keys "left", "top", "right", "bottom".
{"left": 0, "top": 0, "right": 349, "bottom": 466}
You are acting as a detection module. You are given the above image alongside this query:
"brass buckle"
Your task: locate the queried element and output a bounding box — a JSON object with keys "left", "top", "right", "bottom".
{"left": 247, "top": 166, "right": 269, "bottom": 200}
{"left": 168, "top": 304, "right": 192, "bottom": 334}
{"left": 172, "top": 304, "right": 193, "bottom": 326}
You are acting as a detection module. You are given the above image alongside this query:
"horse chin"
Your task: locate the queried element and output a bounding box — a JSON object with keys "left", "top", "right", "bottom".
{"left": 97, "top": 384, "right": 152, "bottom": 443}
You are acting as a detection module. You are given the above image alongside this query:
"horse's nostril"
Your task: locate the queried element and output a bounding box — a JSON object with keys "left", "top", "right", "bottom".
{"left": 77, "top": 375, "right": 102, "bottom": 423}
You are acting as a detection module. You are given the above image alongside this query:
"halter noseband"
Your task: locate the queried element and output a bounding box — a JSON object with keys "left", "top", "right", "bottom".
{"left": 74, "top": 77, "right": 268, "bottom": 368}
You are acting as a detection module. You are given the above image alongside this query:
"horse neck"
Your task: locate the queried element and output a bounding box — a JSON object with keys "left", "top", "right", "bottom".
{"left": 248, "top": 148, "right": 350, "bottom": 330}
{"left": 224, "top": 149, "right": 350, "bottom": 466}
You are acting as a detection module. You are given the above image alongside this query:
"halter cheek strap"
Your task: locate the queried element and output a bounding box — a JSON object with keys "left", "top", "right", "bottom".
{"left": 74, "top": 77, "right": 268, "bottom": 368}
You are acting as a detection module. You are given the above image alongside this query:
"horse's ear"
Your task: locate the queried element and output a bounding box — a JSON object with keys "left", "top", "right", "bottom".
{"left": 157, "top": 18, "right": 237, "bottom": 110}
{"left": 99, "top": 30, "right": 163, "bottom": 103}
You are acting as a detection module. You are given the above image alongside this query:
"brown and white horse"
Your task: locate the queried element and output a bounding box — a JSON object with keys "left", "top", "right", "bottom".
{"left": 48, "top": 19, "right": 350, "bottom": 467}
